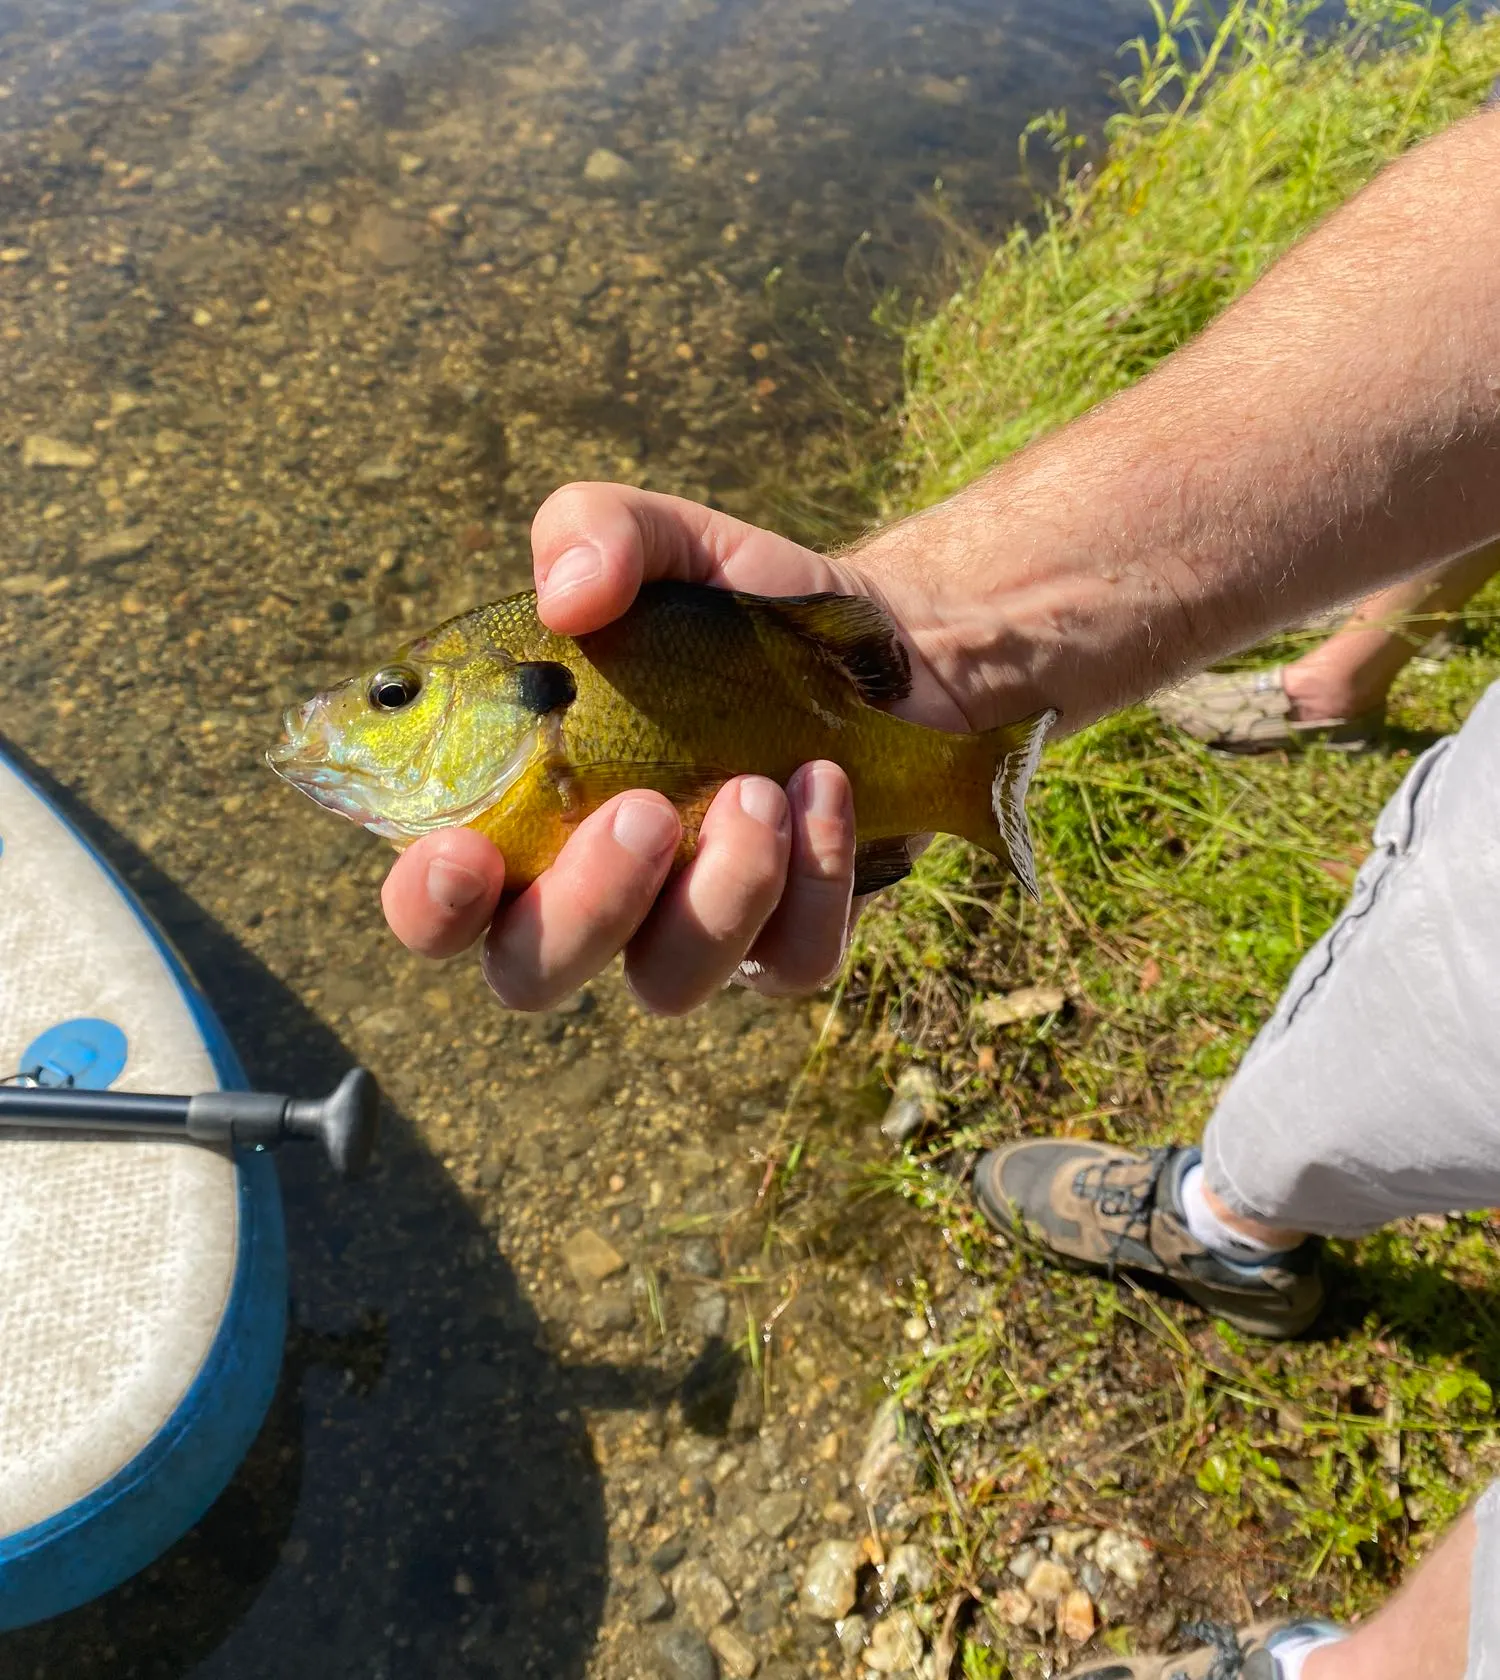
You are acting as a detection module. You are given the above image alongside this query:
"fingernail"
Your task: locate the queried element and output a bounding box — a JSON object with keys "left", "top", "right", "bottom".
{"left": 542, "top": 543, "right": 602, "bottom": 601}
{"left": 612, "top": 796, "right": 679, "bottom": 861}
{"left": 426, "top": 856, "right": 487, "bottom": 913}
{"left": 805, "top": 761, "right": 849, "bottom": 823}
{"left": 738, "top": 775, "right": 787, "bottom": 831}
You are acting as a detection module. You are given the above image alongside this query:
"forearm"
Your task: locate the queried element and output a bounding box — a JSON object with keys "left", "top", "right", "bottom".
{"left": 858, "top": 105, "right": 1500, "bottom": 731}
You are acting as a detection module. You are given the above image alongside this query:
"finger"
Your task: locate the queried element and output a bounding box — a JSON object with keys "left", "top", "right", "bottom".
{"left": 623, "top": 776, "right": 792, "bottom": 1014}
{"left": 481, "top": 792, "right": 681, "bottom": 1010}
{"left": 530, "top": 480, "right": 847, "bottom": 636}
{"left": 738, "top": 761, "right": 856, "bottom": 995}
{"left": 381, "top": 828, "right": 506, "bottom": 960}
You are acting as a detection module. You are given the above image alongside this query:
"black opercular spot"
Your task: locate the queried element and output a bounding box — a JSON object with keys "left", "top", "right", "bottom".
{"left": 515, "top": 661, "right": 577, "bottom": 715}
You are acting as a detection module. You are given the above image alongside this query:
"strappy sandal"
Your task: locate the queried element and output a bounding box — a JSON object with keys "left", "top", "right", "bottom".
{"left": 1151, "top": 668, "right": 1383, "bottom": 754}
{"left": 1062, "top": 1617, "right": 1344, "bottom": 1679}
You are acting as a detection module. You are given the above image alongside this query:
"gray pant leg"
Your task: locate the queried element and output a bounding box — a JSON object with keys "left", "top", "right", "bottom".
{"left": 1470, "top": 1482, "right": 1500, "bottom": 1680}
{"left": 1203, "top": 681, "right": 1500, "bottom": 1237}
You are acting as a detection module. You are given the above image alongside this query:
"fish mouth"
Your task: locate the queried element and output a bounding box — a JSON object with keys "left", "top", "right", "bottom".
{"left": 266, "top": 702, "right": 377, "bottom": 823}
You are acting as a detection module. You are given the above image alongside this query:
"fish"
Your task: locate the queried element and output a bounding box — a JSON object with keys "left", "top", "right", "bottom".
{"left": 266, "top": 581, "right": 1056, "bottom": 897}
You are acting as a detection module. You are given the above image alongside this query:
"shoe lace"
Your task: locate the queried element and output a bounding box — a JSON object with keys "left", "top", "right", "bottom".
{"left": 1071, "top": 1145, "right": 1174, "bottom": 1275}
{"left": 1168, "top": 1620, "right": 1249, "bottom": 1680}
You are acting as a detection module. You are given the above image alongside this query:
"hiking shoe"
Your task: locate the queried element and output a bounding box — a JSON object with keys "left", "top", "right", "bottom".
{"left": 1152, "top": 667, "right": 1382, "bottom": 754}
{"left": 972, "top": 1143, "right": 1324, "bottom": 1338}
{"left": 1063, "top": 1618, "right": 1345, "bottom": 1678}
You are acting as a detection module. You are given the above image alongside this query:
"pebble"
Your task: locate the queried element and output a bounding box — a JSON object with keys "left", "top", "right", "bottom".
{"left": 672, "top": 1559, "right": 735, "bottom": 1630}
{"left": 22, "top": 435, "right": 97, "bottom": 469}
{"left": 1059, "top": 1588, "right": 1096, "bottom": 1643}
{"left": 688, "top": 1290, "right": 730, "bottom": 1339}
{"left": 708, "top": 1622, "right": 759, "bottom": 1678}
{"left": 856, "top": 1397, "right": 923, "bottom": 1524}
{"left": 581, "top": 1289, "right": 635, "bottom": 1333}
{"left": 650, "top": 1535, "right": 689, "bottom": 1574}
{"left": 754, "top": 1490, "right": 802, "bottom": 1541}
{"left": 80, "top": 523, "right": 158, "bottom": 565}
{"left": 350, "top": 207, "right": 424, "bottom": 268}
{"left": 992, "top": 1588, "right": 1034, "bottom": 1626}
{"left": 883, "top": 1542, "right": 935, "bottom": 1601}
{"left": 1095, "top": 1529, "right": 1152, "bottom": 1588}
{"left": 655, "top": 1624, "right": 718, "bottom": 1680}
{"left": 1006, "top": 1547, "right": 1040, "bottom": 1581}
{"left": 679, "top": 1238, "right": 722, "bottom": 1279}
{"left": 880, "top": 1065, "right": 940, "bottom": 1144}
{"left": 1023, "top": 1559, "right": 1075, "bottom": 1605}
{"left": 354, "top": 456, "right": 408, "bottom": 486}
{"left": 634, "top": 1574, "right": 674, "bottom": 1623}
{"left": 583, "top": 147, "right": 636, "bottom": 185}
{"left": 1050, "top": 1527, "right": 1098, "bottom": 1562}
{"left": 798, "top": 1538, "right": 861, "bottom": 1621}
{"left": 863, "top": 1608, "right": 924, "bottom": 1672}
{"left": 561, "top": 1227, "right": 628, "bottom": 1288}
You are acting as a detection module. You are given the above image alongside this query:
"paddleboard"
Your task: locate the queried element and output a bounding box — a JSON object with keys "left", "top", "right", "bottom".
{"left": 0, "top": 747, "right": 287, "bottom": 1631}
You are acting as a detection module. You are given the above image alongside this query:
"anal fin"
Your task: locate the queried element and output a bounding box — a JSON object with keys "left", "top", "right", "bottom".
{"left": 853, "top": 836, "right": 918, "bottom": 896}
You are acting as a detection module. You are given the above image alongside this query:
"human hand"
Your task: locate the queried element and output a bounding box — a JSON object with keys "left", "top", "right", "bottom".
{"left": 380, "top": 481, "right": 980, "bottom": 1014}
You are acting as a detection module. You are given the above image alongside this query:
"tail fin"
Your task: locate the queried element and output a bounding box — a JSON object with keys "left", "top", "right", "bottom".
{"left": 969, "top": 709, "right": 1057, "bottom": 898}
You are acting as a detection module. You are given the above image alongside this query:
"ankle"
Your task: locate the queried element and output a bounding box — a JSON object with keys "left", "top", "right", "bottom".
{"left": 1201, "top": 1181, "right": 1307, "bottom": 1252}
{"left": 1282, "top": 658, "right": 1388, "bottom": 724}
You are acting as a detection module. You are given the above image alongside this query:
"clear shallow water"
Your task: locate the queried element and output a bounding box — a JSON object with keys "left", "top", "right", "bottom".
{"left": 0, "top": 0, "right": 1151, "bottom": 1674}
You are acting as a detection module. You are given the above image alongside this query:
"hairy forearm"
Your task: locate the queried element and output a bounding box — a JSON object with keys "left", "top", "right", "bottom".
{"left": 859, "top": 105, "right": 1500, "bottom": 731}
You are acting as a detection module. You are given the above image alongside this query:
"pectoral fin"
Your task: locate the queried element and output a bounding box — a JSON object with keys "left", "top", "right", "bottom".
{"left": 852, "top": 836, "right": 919, "bottom": 895}
{"left": 550, "top": 760, "right": 731, "bottom": 828}
{"left": 764, "top": 593, "right": 913, "bottom": 705}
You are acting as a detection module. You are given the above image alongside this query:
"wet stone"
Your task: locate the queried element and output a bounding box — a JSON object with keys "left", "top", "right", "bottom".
{"left": 22, "top": 435, "right": 97, "bottom": 469}
{"left": 856, "top": 1397, "right": 923, "bottom": 1525}
{"left": 884, "top": 1542, "right": 935, "bottom": 1600}
{"left": 672, "top": 1559, "right": 735, "bottom": 1630}
{"left": 993, "top": 1588, "right": 1033, "bottom": 1626}
{"left": 561, "top": 1227, "right": 627, "bottom": 1288}
{"left": 1095, "top": 1529, "right": 1153, "bottom": 1588}
{"left": 583, "top": 146, "right": 636, "bottom": 185}
{"left": 80, "top": 523, "right": 158, "bottom": 565}
{"left": 1060, "top": 1588, "right": 1097, "bottom": 1643}
{"left": 1023, "top": 1558, "right": 1074, "bottom": 1606}
{"left": 798, "top": 1538, "right": 860, "bottom": 1621}
{"left": 864, "top": 1608, "right": 925, "bottom": 1673}
{"left": 581, "top": 1288, "right": 634, "bottom": 1333}
{"left": 650, "top": 1536, "right": 690, "bottom": 1575}
{"left": 351, "top": 206, "right": 423, "bottom": 268}
{"left": 655, "top": 1624, "right": 718, "bottom": 1680}
{"left": 753, "top": 1490, "right": 802, "bottom": 1541}
{"left": 678, "top": 1238, "right": 722, "bottom": 1279}
{"left": 634, "top": 1574, "right": 673, "bottom": 1624}
{"left": 688, "top": 1290, "right": 730, "bottom": 1339}
{"left": 880, "top": 1065, "right": 940, "bottom": 1144}
{"left": 708, "top": 1622, "right": 759, "bottom": 1678}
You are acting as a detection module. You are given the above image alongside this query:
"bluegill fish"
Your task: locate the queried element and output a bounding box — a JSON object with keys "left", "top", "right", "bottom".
{"left": 267, "top": 582, "right": 1055, "bottom": 895}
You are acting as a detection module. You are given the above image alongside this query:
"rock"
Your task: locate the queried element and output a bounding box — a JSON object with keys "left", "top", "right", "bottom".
{"left": 354, "top": 456, "right": 408, "bottom": 486}
{"left": 754, "top": 1491, "right": 802, "bottom": 1541}
{"left": 679, "top": 1238, "right": 722, "bottom": 1279}
{"left": 650, "top": 1536, "right": 689, "bottom": 1574}
{"left": 581, "top": 1289, "right": 634, "bottom": 1333}
{"left": 351, "top": 207, "right": 423, "bottom": 269}
{"left": 513, "top": 1136, "right": 546, "bottom": 1172}
{"left": 708, "top": 1623, "right": 759, "bottom": 1678}
{"left": 583, "top": 147, "right": 636, "bottom": 185}
{"left": 1050, "top": 1527, "right": 1097, "bottom": 1562}
{"left": 863, "top": 1608, "right": 924, "bottom": 1672}
{"left": 798, "top": 1539, "right": 860, "bottom": 1621}
{"left": 974, "top": 985, "right": 1066, "bottom": 1028}
{"left": 428, "top": 202, "right": 466, "bottom": 234}
{"left": 915, "top": 74, "right": 968, "bottom": 106}
{"left": 22, "top": 435, "right": 97, "bottom": 469}
{"left": 1060, "top": 1589, "right": 1096, "bottom": 1643}
{"left": 835, "top": 1616, "right": 867, "bottom": 1659}
{"left": 551, "top": 1054, "right": 615, "bottom": 1110}
{"left": 856, "top": 1397, "right": 923, "bottom": 1524}
{"left": 634, "top": 1574, "right": 673, "bottom": 1623}
{"left": 1095, "top": 1529, "right": 1152, "bottom": 1589}
{"left": 655, "top": 1624, "right": 717, "bottom": 1680}
{"left": 672, "top": 1559, "right": 735, "bottom": 1630}
{"left": 688, "top": 1290, "right": 730, "bottom": 1339}
{"left": 1006, "top": 1547, "right": 1040, "bottom": 1581}
{"left": 992, "top": 1588, "right": 1033, "bottom": 1626}
{"left": 883, "top": 1543, "right": 935, "bottom": 1600}
{"left": 1023, "top": 1559, "right": 1074, "bottom": 1605}
{"left": 561, "top": 1228, "right": 627, "bottom": 1288}
{"left": 879, "top": 1065, "right": 940, "bottom": 1144}
{"left": 81, "top": 523, "right": 158, "bottom": 565}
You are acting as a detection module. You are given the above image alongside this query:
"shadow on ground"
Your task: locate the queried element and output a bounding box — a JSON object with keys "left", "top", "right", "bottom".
{"left": 0, "top": 747, "right": 659, "bottom": 1680}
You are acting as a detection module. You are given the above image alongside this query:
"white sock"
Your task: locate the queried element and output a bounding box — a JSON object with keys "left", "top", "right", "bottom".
{"left": 1180, "top": 1164, "right": 1289, "bottom": 1262}
{"left": 1268, "top": 1630, "right": 1345, "bottom": 1680}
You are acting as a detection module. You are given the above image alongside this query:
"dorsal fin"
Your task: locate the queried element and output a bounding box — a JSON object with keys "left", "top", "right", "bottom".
{"left": 764, "top": 593, "right": 912, "bottom": 705}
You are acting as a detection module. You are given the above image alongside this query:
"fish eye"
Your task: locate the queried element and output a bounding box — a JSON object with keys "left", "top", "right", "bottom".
{"left": 368, "top": 665, "right": 422, "bottom": 710}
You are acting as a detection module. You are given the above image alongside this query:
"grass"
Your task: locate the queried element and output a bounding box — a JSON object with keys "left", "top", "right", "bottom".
{"left": 840, "top": 0, "right": 1500, "bottom": 1666}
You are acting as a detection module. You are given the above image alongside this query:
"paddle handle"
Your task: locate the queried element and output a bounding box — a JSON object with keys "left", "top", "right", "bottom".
{"left": 0, "top": 1068, "right": 379, "bottom": 1179}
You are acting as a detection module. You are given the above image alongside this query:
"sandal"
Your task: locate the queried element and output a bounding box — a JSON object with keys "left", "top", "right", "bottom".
{"left": 1151, "top": 668, "right": 1383, "bottom": 754}
{"left": 1063, "top": 1617, "right": 1345, "bottom": 1679}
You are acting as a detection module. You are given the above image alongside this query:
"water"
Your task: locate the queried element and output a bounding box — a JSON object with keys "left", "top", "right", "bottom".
{"left": 1, "top": 0, "right": 1149, "bottom": 1673}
